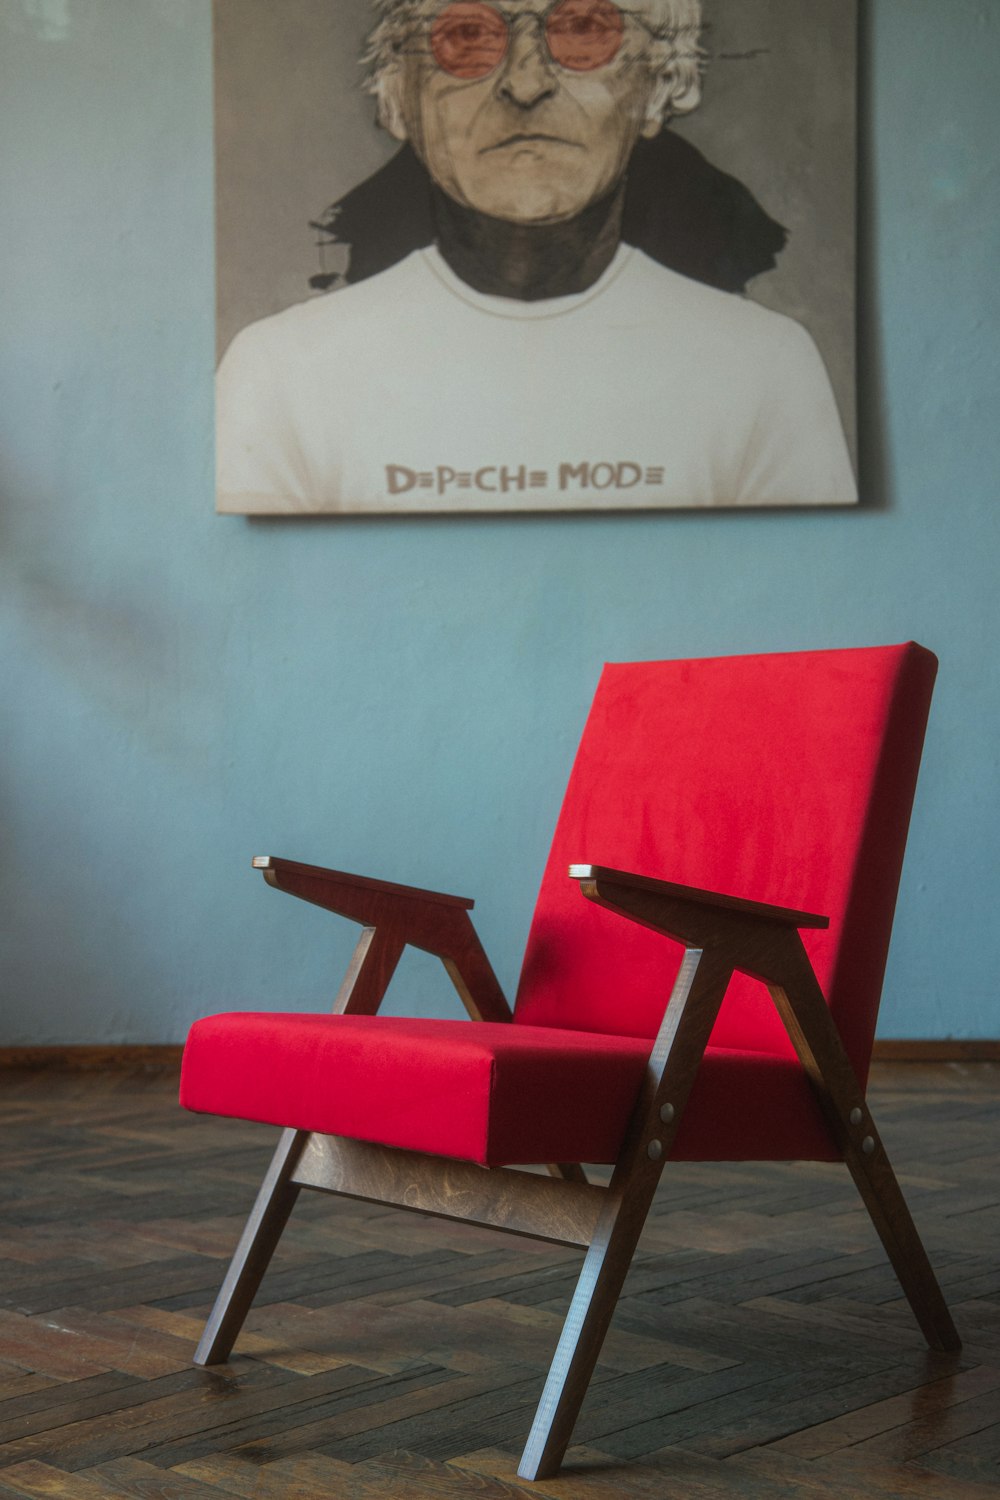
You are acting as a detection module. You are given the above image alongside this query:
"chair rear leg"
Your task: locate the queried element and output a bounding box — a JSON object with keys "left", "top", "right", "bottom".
{"left": 843, "top": 1122, "right": 960, "bottom": 1351}
{"left": 767, "top": 970, "right": 960, "bottom": 1354}
{"left": 194, "top": 1127, "right": 308, "bottom": 1365}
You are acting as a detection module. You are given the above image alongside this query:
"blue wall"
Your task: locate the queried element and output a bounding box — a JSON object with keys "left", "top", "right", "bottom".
{"left": 2, "top": 0, "right": 998, "bottom": 1043}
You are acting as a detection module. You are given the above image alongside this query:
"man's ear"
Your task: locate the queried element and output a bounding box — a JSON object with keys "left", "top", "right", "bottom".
{"left": 640, "top": 64, "right": 701, "bottom": 136}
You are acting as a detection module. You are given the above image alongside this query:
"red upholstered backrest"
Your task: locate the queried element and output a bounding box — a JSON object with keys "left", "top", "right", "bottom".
{"left": 514, "top": 644, "right": 937, "bottom": 1083}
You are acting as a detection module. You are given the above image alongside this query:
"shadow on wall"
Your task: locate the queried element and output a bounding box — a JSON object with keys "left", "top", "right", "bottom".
{"left": 8, "top": 0, "right": 72, "bottom": 43}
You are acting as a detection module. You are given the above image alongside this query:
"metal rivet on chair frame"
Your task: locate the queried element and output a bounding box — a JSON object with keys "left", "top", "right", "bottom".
{"left": 659, "top": 1103, "right": 675, "bottom": 1124}
{"left": 862, "top": 1135, "right": 876, "bottom": 1155}
{"left": 647, "top": 1139, "right": 663, "bottom": 1161}
{"left": 850, "top": 1106, "right": 864, "bottom": 1126}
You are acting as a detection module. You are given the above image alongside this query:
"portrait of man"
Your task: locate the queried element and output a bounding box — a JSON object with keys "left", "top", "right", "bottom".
{"left": 214, "top": 0, "right": 858, "bottom": 514}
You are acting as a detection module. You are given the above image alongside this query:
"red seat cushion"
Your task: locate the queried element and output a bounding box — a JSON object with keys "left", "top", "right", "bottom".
{"left": 180, "top": 1012, "right": 838, "bottom": 1166}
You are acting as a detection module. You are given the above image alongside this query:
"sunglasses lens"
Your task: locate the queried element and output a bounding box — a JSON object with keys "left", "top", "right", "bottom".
{"left": 431, "top": 3, "right": 509, "bottom": 78}
{"left": 546, "top": 0, "right": 624, "bottom": 70}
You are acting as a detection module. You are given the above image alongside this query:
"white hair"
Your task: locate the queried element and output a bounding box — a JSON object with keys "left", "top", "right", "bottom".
{"left": 364, "top": 0, "right": 704, "bottom": 137}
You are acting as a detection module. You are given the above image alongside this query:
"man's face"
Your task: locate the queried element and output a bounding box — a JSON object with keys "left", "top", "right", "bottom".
{"left": 385, "top": 0, "right": 666, "bottom": 224}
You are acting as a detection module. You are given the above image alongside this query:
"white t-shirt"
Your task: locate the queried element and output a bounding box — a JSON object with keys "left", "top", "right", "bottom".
{"left": 216, "top": 246, "right": 857, "bottom": 513}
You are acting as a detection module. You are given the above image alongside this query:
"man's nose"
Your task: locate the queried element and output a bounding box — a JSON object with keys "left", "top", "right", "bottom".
{"left": 495, "top": 19, "right": 558, "bottom": 107}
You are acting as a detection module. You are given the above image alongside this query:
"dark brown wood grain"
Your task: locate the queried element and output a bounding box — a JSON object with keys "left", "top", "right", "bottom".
{"left": 561, "top": 877, "right": 961, "bottom": 1424}
{"left": 193, "top": 1128, "right": 307, "bottom": 1366}
{"left": 253, "top": 856, "right": 474, "bottom": 908}
{"left": 332, "top": 927, "right": 406, "bottom": 1015}
{"left": 181, "top": 861, "right": 958, "bottom": 1480}
{"left": 182, "top": 856, "right": 959, "bottom": 1482}
{"left": 578, "top": 874, "right": 960, "bottom": 1354}
{"left": 516, "top": 947, "right": 736, "bottom": 1480}
{"left": 766, "top": 937, "right": 961, "bottom": 1353}
{"left": 578, "top": 874, "right": 823, "bottom": 985}
{"left": 570, "top": 865, "right": 829, "bottom": 928}
{"left": 257, "top": 855, "right": 513, "bottom": 1024}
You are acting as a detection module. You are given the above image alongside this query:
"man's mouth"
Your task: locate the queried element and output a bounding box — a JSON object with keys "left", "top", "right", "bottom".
{"left": 481, "top": 132, "right": 581, "bottom": 154}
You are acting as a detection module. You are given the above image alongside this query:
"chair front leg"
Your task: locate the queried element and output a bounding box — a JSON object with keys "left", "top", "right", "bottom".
{"left": 194, "top": 1127, "right": 307, "bottom": 1366}
{"left": 518, "top": 947, "right": 734, "bottom": 1481}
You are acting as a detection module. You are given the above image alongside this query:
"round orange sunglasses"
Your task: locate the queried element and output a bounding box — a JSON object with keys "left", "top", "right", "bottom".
{"left": 430, "top": 0, "right": 626, "bottom": 79}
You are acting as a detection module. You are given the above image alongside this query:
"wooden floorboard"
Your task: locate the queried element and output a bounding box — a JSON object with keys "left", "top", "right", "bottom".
{"left": 1, "top": 1060, "right": 998, "bottom": 1496}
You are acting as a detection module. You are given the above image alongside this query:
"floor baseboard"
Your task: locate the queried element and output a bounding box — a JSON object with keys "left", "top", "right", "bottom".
{"left": 0, "top": 1045, "right": 185, "bottom": 1070}
{"left": 0, "top": 1040, "right": 997, "bottom": 1069}
{"left": 871, "top": 1039, "right": 1000, "bottom": 1061}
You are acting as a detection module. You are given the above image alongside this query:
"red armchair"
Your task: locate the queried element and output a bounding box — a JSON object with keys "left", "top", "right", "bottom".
{"left": 181, "top": 643, "right": 959, "bottom": 1480}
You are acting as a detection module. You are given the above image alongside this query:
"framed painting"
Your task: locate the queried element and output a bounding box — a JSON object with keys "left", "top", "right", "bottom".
{"left": 214, "top": 0, "right": 857, "bottom": 515}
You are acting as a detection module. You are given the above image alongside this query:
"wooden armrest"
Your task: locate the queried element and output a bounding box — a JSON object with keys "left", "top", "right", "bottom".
{"left": 253, "top": 856, "right": 511, "bottom": 1023}
{"left": 568, "top": 865, "right": 828, "bottom": 928}
{"left": 569, "top": 864, "right": 828, "bottom": 987}
{"left": 253, "top": 856, "right": 474, "bottom": 909}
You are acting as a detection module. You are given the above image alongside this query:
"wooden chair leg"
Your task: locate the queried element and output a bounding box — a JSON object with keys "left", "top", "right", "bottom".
{"left": 518, "top": 947, "right": 735, "bottom": 1481}
{"left": 768, "top": 960, "right": 960, "bottom": 1353}
{"left": 194, "top": 1127, "right": 307, "bottom": 1365}
{"left": 517, "top": 1172, "right": 659, "bottom": 1481}
{"left": 844, "top": 1131, "right": 960, "bottom": 1351}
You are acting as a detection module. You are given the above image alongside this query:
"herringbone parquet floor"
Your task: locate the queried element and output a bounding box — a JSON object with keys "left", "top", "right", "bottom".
{"left": 1, "top": 1061, "right": 998, "bottom": 1498}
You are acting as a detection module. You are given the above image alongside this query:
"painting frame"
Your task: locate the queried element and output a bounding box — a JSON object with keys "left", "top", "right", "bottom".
{"left": 213, "top": 0, "right": 858, "bottom": 516}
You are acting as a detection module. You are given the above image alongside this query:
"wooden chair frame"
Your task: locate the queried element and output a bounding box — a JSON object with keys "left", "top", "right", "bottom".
{"left": 193, "top": 855, "right": 960, "bottom": 1483}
